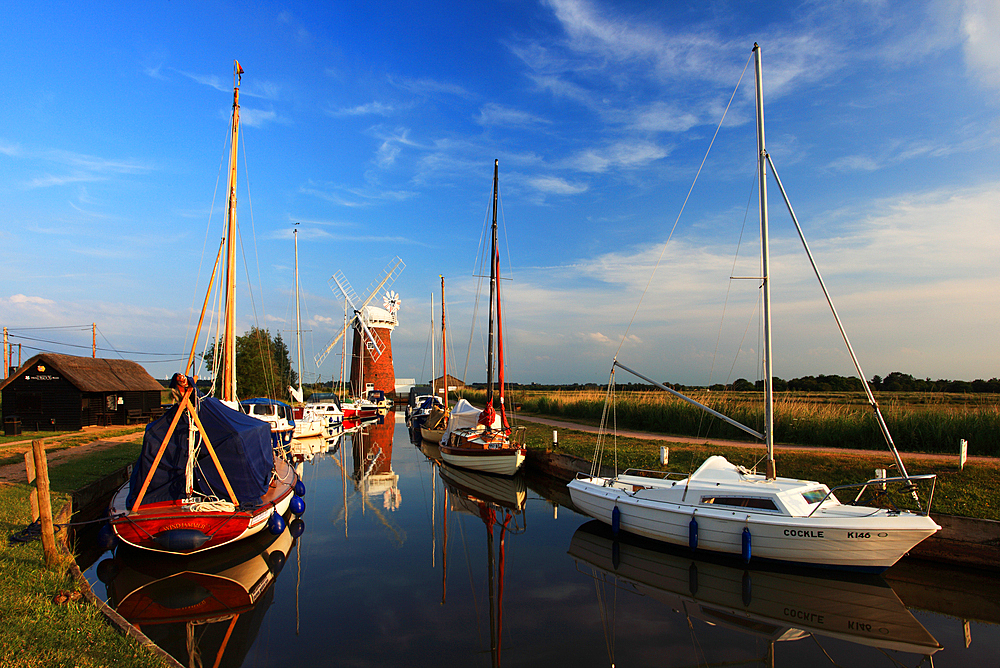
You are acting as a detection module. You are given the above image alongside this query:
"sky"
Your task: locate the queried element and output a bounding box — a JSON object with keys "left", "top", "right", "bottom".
{"left": 1, "top": 0, "right": 998, "bottom": 389}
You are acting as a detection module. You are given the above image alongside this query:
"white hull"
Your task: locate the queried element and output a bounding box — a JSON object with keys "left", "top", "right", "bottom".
{"left": 567, "top": 456, "right": 939, "bottom": 572}
{"left": 439, "top": 445, "right": 526, "bottom": 477}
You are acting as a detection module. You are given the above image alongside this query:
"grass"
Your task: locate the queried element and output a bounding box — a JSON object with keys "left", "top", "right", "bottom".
{"left": 0, "top": 427, "right": 145, "bottom": 468}
{"left": 515, "top": 418, "right": 1000, "bottom": 521}
{"left": 458, "top": 388, "right": 1000, "bottom": 456}
{"left": 0, "top": 431, "right": 166, "bottom": 668}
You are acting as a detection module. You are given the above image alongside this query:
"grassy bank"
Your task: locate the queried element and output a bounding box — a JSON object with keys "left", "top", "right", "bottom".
{"left": 0, "top": 435, "right": 166, "bottom": 667}
{"left": 515, "top": 419, "right": 1000, "bottom": 521}
{"left": 456, "top": 388, "right": 1000, "bottom": 456}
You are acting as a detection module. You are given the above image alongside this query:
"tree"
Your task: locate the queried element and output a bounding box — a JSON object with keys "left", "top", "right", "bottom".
{"left": 202, "top": 327, "right": 296, "bottom": 400}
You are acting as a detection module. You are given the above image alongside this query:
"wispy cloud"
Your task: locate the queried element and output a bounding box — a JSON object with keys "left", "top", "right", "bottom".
{"left": 388, "top": 75, "right": 472, "bottom": 99}
{"left": 528, "top": 175, "right": 587, "bottom": 195}
{"left": 476, "top": 103, "right": 551, "bottom": 128}
{"left": 327, "top": 101, "right": 396, "bottom": 117}
{"left": 961, "top": 0, "right": 1000, "bottom": 93}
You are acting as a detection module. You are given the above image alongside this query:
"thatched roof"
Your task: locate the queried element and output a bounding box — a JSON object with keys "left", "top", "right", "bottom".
{"left": 0, "top": 353, "right": 163, "bottom": 393}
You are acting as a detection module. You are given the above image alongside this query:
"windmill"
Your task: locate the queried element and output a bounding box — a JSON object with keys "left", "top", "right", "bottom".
{"left": 315, "top": 257, "right": 405, "bottom": 397}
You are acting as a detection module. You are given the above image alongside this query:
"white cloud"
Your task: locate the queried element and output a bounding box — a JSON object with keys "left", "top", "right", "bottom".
{"left": 961, "top": 0, "right": 1000, "bottom": 92}
{"left": 528, "top": 175, "right": 587, "bottom": 195}
{"left": 476, "top": 103, "right": 551, "bottom": 128}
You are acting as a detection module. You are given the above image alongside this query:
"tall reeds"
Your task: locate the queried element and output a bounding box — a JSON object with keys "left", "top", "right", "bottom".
{"left": 474, "top": 388, "right": 1000, "bottom": 456}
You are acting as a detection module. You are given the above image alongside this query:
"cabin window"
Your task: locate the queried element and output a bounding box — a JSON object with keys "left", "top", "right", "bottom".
{"left": 801, "top": 489, "right": 827, "bottom": 504}
{"left": 700, "top": 496, "right": 779, "bottom": 511}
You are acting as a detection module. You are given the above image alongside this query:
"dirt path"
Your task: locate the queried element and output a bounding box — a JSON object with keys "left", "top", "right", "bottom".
{"left": 517, "top": 414, "right": 990, "bottom": 464}
{"left": 0, "top": 428, "right": 144, "bottom": 485}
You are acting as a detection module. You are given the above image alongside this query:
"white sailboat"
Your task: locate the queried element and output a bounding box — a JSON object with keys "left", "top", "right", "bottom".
{"left": 440, "top": 160, "right": 526, "bottom": 477}
{"left": 568, "top": 44, "right": 939, "bottom": 573}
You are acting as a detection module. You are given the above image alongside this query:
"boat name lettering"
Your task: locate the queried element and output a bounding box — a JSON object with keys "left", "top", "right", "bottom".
{"left": 846, "top": 531, "right": 871, "bottom": 539}
{"left": 848, "top": 621, "right": 872, "bottom": 632}
{"left": 783, "top": 529, "right": 823, "bottom": 538}
{"left": 783, "top": 608, "right": 825, "bottom": 624}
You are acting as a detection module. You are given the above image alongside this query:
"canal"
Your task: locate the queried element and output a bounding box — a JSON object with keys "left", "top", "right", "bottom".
{"left": 84, "top": 412, "right": 1000, "bottom": 667}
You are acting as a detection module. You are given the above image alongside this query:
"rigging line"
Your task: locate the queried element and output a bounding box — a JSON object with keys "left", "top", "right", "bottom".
{"left": 241, "top": 125, "right": 278, "bottom": 401}
{"left": 611, "top": 50, "right": 753, "bottom": 365}
{"left": 186, "top": 123, "right": 229, "bottom": 360}
{"left": 699, "top": 170, "right": 759, "bottom": 440}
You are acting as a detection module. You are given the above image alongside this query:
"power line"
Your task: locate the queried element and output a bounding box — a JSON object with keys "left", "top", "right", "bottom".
{"left": 6, "top": 333, "right": 182, "bottom": 357}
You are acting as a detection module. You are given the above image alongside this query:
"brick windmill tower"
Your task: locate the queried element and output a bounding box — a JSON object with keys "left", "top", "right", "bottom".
{"left": 315, "top": 257, "right": 404, "bottom": 400}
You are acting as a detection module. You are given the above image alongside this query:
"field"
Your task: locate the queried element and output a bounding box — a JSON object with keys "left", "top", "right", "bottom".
{"left": 457, "top": 387, "right": 1000, "bottom": 456}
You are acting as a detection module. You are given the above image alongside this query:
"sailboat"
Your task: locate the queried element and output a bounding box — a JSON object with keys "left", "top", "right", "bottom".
{"left": 421, "top": 275, "right": 451, "bottom": 443}
{"left": 439, "top": 160, "right": 527, "bottom": 477}
{"left": 567, "top": 44, "right": 939, "bottom": 572}
{"left": 109, "top": 61, "right": 302, "bottom": 554}
{"left": 288, "top": 224, "right": 334, "bottom": 450}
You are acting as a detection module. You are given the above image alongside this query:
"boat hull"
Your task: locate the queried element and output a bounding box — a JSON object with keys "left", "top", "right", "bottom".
{"left": 110, "top": 456, "right": 298, "bottom": 555}
{"left": 567, "top": 475, "right": 939, "bottom": 572}
{"left": 439, "top": 432, "right": 525, "bottom": 477}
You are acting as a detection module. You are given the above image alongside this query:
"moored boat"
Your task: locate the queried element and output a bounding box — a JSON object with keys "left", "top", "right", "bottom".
{"left": 109, "top": 62, "right": 303, "bottom": 555}
{"left": 567, "top": 44, "right": 939, "bottom": 572}
{"left": 439, "top": 161, "right": 526, "bottom": 477}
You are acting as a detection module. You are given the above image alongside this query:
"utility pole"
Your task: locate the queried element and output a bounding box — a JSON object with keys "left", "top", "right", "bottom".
{"left": 92, "top": 323, "right": 97, "bottom": 358}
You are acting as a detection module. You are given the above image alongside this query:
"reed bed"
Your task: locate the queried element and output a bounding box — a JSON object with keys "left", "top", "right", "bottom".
{"left": 460, "top": 388, "right": 1000, "bottom": 456}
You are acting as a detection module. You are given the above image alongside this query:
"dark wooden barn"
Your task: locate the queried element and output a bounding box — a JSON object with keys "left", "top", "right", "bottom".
{"left": 0, "top": 353, "right": 166, "bottom": 431}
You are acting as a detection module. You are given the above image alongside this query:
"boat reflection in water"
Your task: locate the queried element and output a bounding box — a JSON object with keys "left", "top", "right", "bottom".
{"left": 568, "top": 520, "right": 941, "bottom": 664}
{"left": 439, "top": 462, "right": 526, "bottom": 667}
{"left": 95, "top": 516, "right": 300, "bottom": 668}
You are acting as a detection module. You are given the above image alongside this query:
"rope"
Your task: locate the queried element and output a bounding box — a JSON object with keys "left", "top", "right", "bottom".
{"left": 612, "top": 51, "right": 753, "bottom": 365}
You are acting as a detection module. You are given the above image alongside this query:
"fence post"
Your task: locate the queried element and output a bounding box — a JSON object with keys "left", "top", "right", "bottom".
{"left": 31, "top": 440, "right": 58, "bottom": 567}
{"left": 959, "top": 439, "right": 968, "bottom": 471}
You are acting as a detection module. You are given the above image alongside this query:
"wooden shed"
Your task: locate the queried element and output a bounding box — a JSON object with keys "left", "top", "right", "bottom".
{"left": 0, "top": 353, "right": 165, "bottom": 431}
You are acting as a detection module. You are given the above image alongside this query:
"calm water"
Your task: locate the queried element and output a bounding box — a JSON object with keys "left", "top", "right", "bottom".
{"left": 85, "top": 412, "right": 1000, "bottom": 667}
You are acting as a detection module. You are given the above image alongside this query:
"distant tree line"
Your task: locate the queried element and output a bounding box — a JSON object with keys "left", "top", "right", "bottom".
{"left": 498, "top": 373, "right": 1000, "bottom": 394}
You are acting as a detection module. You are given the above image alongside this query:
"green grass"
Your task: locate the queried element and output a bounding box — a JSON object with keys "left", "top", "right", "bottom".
{"left": 0, "top": 427, "right": 144, "bottom": 468}
{"left": 0, "top": 483, "right": 166, "bottom": 668}
{"left": 518, "top": 419, "right": 1000, "bottom": 521}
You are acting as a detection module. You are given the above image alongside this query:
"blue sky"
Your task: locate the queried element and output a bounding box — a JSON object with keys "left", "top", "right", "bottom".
{"left": 2, "top": 0, "right": 998, "bottom": 388}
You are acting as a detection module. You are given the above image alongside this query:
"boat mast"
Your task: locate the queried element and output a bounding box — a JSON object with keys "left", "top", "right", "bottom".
{"left": 485, "top": 160, "right": 499, "bottom": 413}
{"left": 441, "top": 275, "right": 448, "bottom": 410}
{"left": 221, "top": 60, "right": 243, "bottom": 403}
{"left": 754, "top": 44, "right": 776, "bottom": 480}
{"left": 430, "top": 292, "right": 436, "bottom": 399}
{"left": 294, "top": 223, "right": 303, "bottom": 399}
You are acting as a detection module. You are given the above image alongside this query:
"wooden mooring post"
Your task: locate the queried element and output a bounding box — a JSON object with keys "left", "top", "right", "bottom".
{"left": 30, "top": 440, "right": 58, "bottom": 567}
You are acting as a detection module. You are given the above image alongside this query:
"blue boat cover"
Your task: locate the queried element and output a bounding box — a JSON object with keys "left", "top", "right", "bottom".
{"left": 126, "top": 396, "right": 275, "bottom": 509}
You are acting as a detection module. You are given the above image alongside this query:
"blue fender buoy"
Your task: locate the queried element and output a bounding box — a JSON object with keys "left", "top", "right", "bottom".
{"left": 742, "top": 526, "right": 752, "bottom": 563}
{"left": 294, "top": 479, "right": 306, "bottom": 497}
{"left": 289, "top": 494, "right": 306, "bottom": 516}
{"left": 742, "top": 570, "right": 752, "bottom": 607}
{"left": 268, "top": 550, "right": 286, "bottom": 574}
{"left": 96, "top": 558, "right": 119, "bottom": 584}
{"left": 611, "top": 505, "right": 621, "bottom": 535}
{"left": 96, "top": 524, "right": 118, "bottom": 552}
{"left": 267, "top": 511, "right": 286, "bottom": 535}
{"left": 289, "top": 517, "right": 305, "bottom": 538}
{"left": 688, "top": 517, "right": 698, "bottom": 550}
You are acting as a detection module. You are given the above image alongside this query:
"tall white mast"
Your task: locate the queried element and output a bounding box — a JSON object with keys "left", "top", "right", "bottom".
{"left": 754, "top": 43, "right": 776, "bottom": 480}
{"left": 294, "top": 224, "right": 303, "bottom": 399}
